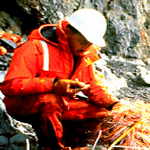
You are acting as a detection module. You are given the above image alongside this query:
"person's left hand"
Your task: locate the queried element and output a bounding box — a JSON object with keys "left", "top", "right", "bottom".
{"left": 53, "top": 78, "right": 90, "bottom": 97}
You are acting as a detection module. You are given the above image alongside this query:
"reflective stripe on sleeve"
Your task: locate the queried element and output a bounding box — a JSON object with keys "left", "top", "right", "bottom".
{"left": 40, "top": 40, "right": 49, "bottom": 71}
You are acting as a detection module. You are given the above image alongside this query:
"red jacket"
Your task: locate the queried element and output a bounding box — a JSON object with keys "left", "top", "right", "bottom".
{"left": 1, "top": 20, "right": 117, "bottom": 110}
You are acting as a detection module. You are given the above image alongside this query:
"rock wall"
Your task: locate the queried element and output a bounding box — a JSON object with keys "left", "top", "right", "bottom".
{"left": 0, "top": 0, "right": 149, "bottom": 59}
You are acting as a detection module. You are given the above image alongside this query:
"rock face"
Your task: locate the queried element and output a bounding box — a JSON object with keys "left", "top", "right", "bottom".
{"left": 95, "top": 54, "right": 150, "bottom": 103}
{"left": 102, "top": 0, "right": 150, "bottom": 60}
{"left": 0, "top": 0, "right": 150, "bottom": 59}
{"left": 0, "top": 0, "right": 150, "bottom": 149}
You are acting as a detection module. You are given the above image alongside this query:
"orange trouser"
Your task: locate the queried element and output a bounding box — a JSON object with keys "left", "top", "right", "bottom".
{"left": 4, "top": 93, "right": 109, "bottom": 149}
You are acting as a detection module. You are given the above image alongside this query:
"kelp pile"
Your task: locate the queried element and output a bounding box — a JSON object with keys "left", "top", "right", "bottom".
{"left": 97, "top": 100, "right": 150, "bottom": 150}
{"left": 63, "top": 100, "right": 150, "bottom": 150}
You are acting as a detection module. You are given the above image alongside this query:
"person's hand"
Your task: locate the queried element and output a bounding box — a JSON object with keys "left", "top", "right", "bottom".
{"left": 53, "top": 78, "right": 90, "bottom": 97}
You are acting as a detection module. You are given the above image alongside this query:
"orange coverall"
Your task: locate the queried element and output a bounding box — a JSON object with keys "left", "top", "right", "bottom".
{"left": 1, "top": 20, "right": 118, "bottom": 149}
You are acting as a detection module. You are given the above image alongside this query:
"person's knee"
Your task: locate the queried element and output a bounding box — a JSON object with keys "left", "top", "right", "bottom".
{"left": 36, "top": 93, "right": 63, "bottom": 114}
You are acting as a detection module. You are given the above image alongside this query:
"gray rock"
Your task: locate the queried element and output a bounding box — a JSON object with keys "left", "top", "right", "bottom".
{"left": 10, "top": 133, "right": 29, "bottom": 145}
{"left": 0, "top": 147, "right": 12, "bottom": 150}
{"left": 0, "top": 128, "right": 5, "bottom": 135}
{"left": 10, "top": 144, "right": 24, "bottom": 150}
{"left": 0, "top": 100, "right": 6, "bottom": 118}
{"left": 134, "top": 66, "right": 150, "bottom": 85}
{"left": 0, "top": 135, "right": 8, "bottom": 146}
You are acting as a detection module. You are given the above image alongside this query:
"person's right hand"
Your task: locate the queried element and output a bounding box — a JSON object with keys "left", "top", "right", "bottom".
{"left": 53, "top": 78, "right": 90, "bottom": 97}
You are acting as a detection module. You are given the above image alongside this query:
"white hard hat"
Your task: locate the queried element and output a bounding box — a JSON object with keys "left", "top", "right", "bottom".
{"left": 66, "top": 8, "right": 107, "bottom": 47}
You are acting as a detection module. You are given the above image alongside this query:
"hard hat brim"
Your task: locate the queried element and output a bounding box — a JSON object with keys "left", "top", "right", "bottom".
{"left": 66, "top": 17, "right": 106, "bottom": 47}
{"left": 65, "top": 8, "right": 107, "bottom": 47}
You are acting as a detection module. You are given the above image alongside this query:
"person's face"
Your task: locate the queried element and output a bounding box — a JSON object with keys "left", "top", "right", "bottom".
{"left": 67, "top": 29, "right": 92, "bottom": 56}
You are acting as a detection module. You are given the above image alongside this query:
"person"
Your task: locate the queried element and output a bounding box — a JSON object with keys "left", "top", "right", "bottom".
{"left": 1, "top": 8, "right": 119, "bottom": 150}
